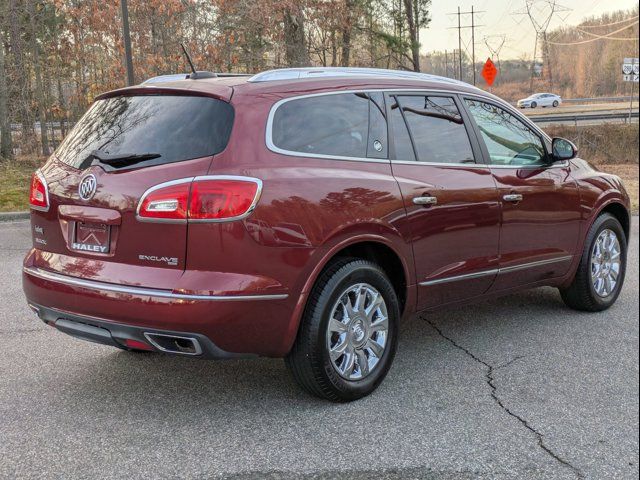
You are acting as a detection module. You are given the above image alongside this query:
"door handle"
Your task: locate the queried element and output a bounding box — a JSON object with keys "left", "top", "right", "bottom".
{"left": 413, "top": 196, "right": 438, "bottom": 206}
{"left": 503, "top": 193, "right": 523, "bottom": 203}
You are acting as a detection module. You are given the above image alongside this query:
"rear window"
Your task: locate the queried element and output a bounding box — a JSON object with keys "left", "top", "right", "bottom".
{"left": 271, "top": 92, "right": 387, "bottom": 159}
{"left": 55, "top": 95, "right": 234, "bottom": 170}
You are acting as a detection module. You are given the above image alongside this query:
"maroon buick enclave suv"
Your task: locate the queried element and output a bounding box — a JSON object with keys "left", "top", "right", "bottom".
{"left": 23, "top": 68, "right": 630, "bottom": 401}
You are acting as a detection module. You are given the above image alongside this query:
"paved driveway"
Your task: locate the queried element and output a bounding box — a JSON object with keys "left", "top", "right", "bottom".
{"left": 0, "top": 219, "right": 637, "bottom": 479}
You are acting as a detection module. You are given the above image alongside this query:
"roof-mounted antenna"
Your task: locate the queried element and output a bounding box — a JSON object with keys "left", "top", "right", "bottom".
{"left": 180, "top": 43, "right": 216, "bottom": 80}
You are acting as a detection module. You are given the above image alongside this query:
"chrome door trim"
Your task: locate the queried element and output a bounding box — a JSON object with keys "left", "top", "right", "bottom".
{"left": 498, "top": 255, "right": 573, "bottom": 274}
{"left": 23, "top": 266, "right": 288, "bottom": 301}
{"left": 418, "top": 255, "right": 573, "bottom": 287}
{"left": 419, "top": 268, "right": 498, "bottom": 287}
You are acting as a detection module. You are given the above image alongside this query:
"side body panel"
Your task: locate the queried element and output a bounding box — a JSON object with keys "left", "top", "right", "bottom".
{"left": 489, "top": 163, "right": 582, "bottom": 290}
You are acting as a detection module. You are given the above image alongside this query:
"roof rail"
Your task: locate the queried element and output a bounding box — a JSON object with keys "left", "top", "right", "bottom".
{"left": 248, "top": 67, "right": 470, "bottom": 86}
{"left": 141, "top": 72, "right": 251, "bottom": 85}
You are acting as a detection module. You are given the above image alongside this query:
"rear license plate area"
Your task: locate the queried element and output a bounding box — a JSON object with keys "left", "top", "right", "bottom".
{"left": 71, "top": 222, "right": 111, "bottom": 254}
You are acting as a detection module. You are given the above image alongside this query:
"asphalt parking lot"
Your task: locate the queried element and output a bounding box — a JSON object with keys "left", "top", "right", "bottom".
{"left": 0, "top": 219, "right": 638, "bottom": 480}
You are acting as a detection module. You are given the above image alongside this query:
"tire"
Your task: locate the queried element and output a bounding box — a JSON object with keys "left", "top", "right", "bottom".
{"left": 285, "top": 258, "right": 400, "bottom": 402}
{"left": 553, "top": 100, "right": 559, "bottom": 107}
{"left": 531, "top": 101, "right": 537, "bottom": 108}
{"left": 560, "top": 213, "right": 627, "bottom": 312}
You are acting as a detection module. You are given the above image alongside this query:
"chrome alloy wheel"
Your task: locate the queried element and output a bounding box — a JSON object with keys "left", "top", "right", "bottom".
{"left": 326, "top": 283, "right": 389, "bottom": 380}
{"left": 590, "top": 229, "right": 622, "bottom": 297}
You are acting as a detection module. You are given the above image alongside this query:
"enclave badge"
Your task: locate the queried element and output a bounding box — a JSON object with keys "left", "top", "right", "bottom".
{"left": 78, "top": 174, "right": 97, "bottom": 200}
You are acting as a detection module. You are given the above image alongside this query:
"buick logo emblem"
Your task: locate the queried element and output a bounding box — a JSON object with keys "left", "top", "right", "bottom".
{"left": 78, "top": 174, "right": 97, "bottom": 200}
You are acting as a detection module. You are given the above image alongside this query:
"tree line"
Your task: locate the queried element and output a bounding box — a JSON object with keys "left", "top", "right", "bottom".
{"left": 0, "top": 1, "right": 637, "bottom": 162}
{"left": 0, "top": 0, "right": 431, "bottom": 160}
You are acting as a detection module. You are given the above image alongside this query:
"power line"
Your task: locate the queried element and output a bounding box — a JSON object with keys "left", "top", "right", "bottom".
{"left": 547, "top": 21, "right": 639, "bottom": 45}
{"left": 579, "top": 15, "right": 639, "bottom": 28}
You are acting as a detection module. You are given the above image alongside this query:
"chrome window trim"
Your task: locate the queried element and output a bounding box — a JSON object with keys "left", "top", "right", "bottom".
{"left": 29, "top": 169, "right": 50, "bottom": 212}
{"left": 419, "top": 255, "right": 573, "bottom": 287}
{"left": 265, "top": 87, "right": 555, "bottom": 169}
{"left": 391, "top": 160, "right": 490, "bottom": 168}
{"left": 136, "top": 175, "right": 263, "bottom": 224}
{"left": 23, "top": 266, "right": 288, "bottom": 301}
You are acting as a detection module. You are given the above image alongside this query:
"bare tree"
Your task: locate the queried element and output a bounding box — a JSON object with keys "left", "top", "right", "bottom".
{"left": 284, "top": 4, "right": 310, "bottom": 67}
{"left": 0, "top": 32, "right": 11, "bottom": 159}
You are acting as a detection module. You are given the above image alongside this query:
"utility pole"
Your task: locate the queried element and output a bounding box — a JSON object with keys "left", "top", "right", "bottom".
{"left": 448, "top": 6, "right": 485, "bottom": 84}
{"left": 471, "top": 6, "right": 476, "bottom": 85}
{"left": 121, "top": 0, "right": 135, "bottom": 86}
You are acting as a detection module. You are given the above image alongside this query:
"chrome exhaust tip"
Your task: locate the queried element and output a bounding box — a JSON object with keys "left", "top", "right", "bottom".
{"left": 143, "top": 333, "right": 203, "bottom": 356}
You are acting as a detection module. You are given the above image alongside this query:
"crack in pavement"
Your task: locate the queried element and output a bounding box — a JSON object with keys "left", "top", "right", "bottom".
{"left": 422, "top": 317, "right": 585, "bottom": 480}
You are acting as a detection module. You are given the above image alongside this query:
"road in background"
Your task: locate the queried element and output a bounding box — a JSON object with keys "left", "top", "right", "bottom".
{"left": 0, "top": 219, "right": 638, "bottom": 479}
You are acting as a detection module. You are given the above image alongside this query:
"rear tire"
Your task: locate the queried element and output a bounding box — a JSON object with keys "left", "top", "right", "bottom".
{"left": 286, "top": 258, "right": 399, "bottom": 402}
{"left": 553, "top": 100, "right": 559, "bottom": 107}
{"left": 560, "top": 213, "right": 627, "bottom": 312}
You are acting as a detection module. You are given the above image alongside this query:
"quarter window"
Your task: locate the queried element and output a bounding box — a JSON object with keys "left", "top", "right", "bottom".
{"left": 393, "top": 95, "right": 475, "bottom": 164}
{"left": 465, "top": 99, "right": 546, "bottom": 166}
{"left": 271, "top": 92, "right": 387, "bottom": 159}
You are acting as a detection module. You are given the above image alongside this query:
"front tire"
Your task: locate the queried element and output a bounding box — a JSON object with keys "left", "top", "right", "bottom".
{"left": 286, "top": 258, "right": 399, "bottom": 402}
{"left": 560, "top": 213, "right": 627, "bottom": 311}
{"left": 531, "top": 101, "right": 537, "bottom": 108}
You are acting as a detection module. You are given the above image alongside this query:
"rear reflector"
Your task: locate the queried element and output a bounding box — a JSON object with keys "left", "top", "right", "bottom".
{"left": 29, "top": 170, "right": 50, "bottom": 212}
{"left": 137, "top": 176, "right": 262, "bottom": 222}
{"left": 124, "top": 339, "right": 153, "bottom": 351}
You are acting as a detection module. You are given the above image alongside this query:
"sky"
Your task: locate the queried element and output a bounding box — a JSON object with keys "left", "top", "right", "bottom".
{"left": 420, "top": 0, "right": 638, "bottom": 60}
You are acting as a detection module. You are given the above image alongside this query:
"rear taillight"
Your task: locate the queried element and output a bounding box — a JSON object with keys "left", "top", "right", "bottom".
{"left": 29, "top": 170, "right": 49, "bottom": 212}
{"left": 137, "top": 176, "right": 262, "bottom": 223}
{"left": 137, "top": 180, "right": 191, "bottom": 221}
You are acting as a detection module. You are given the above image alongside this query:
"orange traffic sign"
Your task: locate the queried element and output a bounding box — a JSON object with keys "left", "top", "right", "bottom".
{"left": 481, "top": 58, "right": 498, "bottom": 86}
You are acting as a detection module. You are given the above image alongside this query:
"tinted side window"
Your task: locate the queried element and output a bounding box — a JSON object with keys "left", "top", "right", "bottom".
{"left": 272, "top": 93, "right": 370, "bottom": 158}
{"left": 396, "top": 95, "right": 475, "bottom": 164}
{"left": 389, "top": 96, "right": 415, "bottom": 161}
{"left": 55, "top": 95, "right": 235, "bottom": 170}
{"left": 464, "top": 99, "right": 545, "bottom": 166}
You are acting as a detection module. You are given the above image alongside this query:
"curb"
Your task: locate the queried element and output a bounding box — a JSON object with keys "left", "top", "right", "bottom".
{"left": 0, "top": 211, "right": 30, "bottom": 222}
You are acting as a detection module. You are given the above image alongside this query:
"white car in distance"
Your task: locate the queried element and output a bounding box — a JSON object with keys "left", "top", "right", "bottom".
{"left": 517, "top": 93, "right": 562, "bottom": 109}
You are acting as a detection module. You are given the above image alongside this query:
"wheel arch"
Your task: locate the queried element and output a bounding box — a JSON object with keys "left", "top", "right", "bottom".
{"left": 281, "top": 234, "right": 415, "bottom": 355}
{"left": 599, "top": 202, "right": 630, "bottom": 241}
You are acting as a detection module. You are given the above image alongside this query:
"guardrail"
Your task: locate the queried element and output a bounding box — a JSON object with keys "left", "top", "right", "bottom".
{"left": 530, "top": 111, "right": 639, "bottom": 124}
{"left": 561, "top": 96, "right": 639, "bottom": 104}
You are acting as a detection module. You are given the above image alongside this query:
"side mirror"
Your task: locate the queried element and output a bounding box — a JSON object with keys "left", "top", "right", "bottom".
{"left": 551, "top": 137, "right": 577, "bottom": 161}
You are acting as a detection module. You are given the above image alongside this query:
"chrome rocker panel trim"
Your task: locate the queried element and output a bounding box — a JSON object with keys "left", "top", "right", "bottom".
{"left": 419, "top": 256, "right": 574, "bottom": 287}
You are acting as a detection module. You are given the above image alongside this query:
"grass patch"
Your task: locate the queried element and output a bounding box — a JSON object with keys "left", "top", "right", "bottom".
{"left": 0, "top": 158, "right": 43, "bottom": 212}
{"left": 545, "top": 123, "right": 639, "bottom": 165}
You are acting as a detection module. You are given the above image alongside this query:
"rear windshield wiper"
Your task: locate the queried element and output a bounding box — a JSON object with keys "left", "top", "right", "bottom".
{"left": 89, "top": 149, "right": 162, "bottom": 168}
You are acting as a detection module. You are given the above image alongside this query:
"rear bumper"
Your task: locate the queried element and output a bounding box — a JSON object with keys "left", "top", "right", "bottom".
{"left": 29, "top": 303, "right": 249, "bottom": 359}
{"left": 22, "top": 263, "right": 298, "bottom": 357}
